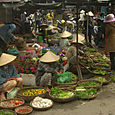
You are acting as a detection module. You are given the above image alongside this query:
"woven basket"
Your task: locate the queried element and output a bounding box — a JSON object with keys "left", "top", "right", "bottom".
{"left": 77, "top": 93, "right": 99, "bottom": 100}
{"left": 48, "top": 92, "right": 75, "bottom": 103}
{"left": 30, "top": 100, "right": 53, "bottom": 111}
{"left": 77, "top": 80, "right": 102, "bottom": 89}
{"left": 15, "top": 106, "right": 33, "bottom": 115}
{"left": 17, "top": 87, "right": 46, "bottom": 102}
{"left": 90, "top": 75, "right": 111, "bottom": 85}
{"left": 0, "top": 109, "right": 17, "bottom": 115}
{"left": 0, "top": 98, "right": 25, "bottom": 110}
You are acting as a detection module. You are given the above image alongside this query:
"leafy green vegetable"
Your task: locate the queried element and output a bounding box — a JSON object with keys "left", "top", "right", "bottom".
{"left": 0, "top": 110, "right": 15, "bottom": 115}
{"left": 94, "top": 77, "right": 107, "bottom": 82}
{"left": 93, "top": 70, "right": 107, "bottom": 75}
{"left": 50, "top": 87, "right": 74, "bottom": 98}
{"left": 79, "top": 81, "right": 100, "bottom": 87}
{"left": 86, "top": 48, "right": 96, "bottom": 52}
{"left": 76, "top": 88, "right": 97, "bottom": 98}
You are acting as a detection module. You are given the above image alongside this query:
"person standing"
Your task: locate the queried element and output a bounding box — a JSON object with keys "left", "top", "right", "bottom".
{"left": 104, "top": 14, "right": 115, "bottom": 71}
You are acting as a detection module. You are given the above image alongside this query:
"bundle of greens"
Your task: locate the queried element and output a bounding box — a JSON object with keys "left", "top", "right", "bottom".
{"left": 94, "top": 77, "right": 107, "bottom": 83}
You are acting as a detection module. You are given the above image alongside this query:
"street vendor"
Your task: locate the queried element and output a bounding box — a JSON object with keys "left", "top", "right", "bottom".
{"left": 0, "top": 53, "right": 23, "bottom": 100}
{"left": 0, "top": 23, "right": 16, "bottom": 52}
{"left": 59, "top": 31, "right": 71, "bottom": 48}
{"left": 36, "top": 50, "right": 64, "bottom": 87}
{"left": 104, "top": 14, "right": 115, "bottom": 71}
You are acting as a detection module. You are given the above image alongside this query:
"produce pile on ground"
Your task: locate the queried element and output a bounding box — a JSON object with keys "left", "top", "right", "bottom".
{"left": 56, "top": 72, "right": 77, "bottom": 83}
{"left": 50, "top": 87, "right": 74, "bottom": 98}
{"left": 0, "top": 99, "right": 24, "bottom": 108}
{"left": 20, "top": 88, "right": 45, "bottom": 96}
{"left": 32, "top": 96, "right": 53, "bottom": 108}
{"left": 75, "top": 87, "right": 98, "bottom": 98}
{"left": 0, "top": 110, "right": 15, "bottom": 115}
{"left": 93, "top": 77, "right": 107, "bottom": 83}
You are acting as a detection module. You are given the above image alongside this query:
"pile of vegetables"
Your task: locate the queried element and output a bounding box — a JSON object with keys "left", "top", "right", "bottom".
{"left": 20, "top": 89, "right": 45, "bottom": 96}
{"left": 0, "top": 100, "right": 24, "bottom": 108}
{"left": 32, "top": 97, "right": 53, "bottom": 108}
{"left": 17, "top": 106, "right": 32, "bottom": 113}
{"left": 0, "top": 110, "right": 15, "bottom": 115}
{"left": 93, "top": 77, "right": 107, "bottom": 83}
{"left": 57, "top": 72, "right": 77, "bottom": 83}
{"left": 75, "top": 87, "right": 98, "bottom": 98}
{"left": 79, "top": 81, "right": 100, "bottom": 87}
{"left": 50, "top": 87, "right": 74, "bottom": 98}
{"left": 93, "top": 70, "right": 107, "bottom": 75}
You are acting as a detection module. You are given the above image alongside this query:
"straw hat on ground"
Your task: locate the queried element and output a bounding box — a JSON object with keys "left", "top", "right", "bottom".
{"left": 86, "top": 11, "right": 94, "bottom": 17}
{"left": 61, "top": 31, "right": 72, "bottom": 38}
{"left": 40, "top": 50, "right": 60, "bottom": 63}
{"left": 0, "top": 53, "right": 16, "bottom": 66}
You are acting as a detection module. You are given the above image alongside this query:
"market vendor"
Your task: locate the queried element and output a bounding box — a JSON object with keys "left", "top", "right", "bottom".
{"left": 0, "top": 53, "right": 23, "bottom": 100}
{"left": 36, "top": 50, "right": 64, "bottom": 87}
{"left": 0, "top": 23, "right": 16, "bottom": 52}
{"left": 59, "top": 31, "right": 71, "bottom": 48}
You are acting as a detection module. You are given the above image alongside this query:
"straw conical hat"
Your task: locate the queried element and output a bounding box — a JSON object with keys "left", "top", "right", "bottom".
{"left": 72, "top": 34, "right": 85, "bottom": 45}
{"left": 61, "top": 31, "right": 72, "bottom": 38}
{"left": 80, "top": 10, "right": 85, "bottom": 14}
{"left": 46, "top": 25, "right": 57, "bottom": 30}
{"left": 0, "top": 53, "right": 16, "bottom": 66}
{"left": 86, "top": 11, "right": 94, "bottom": 16}
{"left": 40, "top": 51, "right": 60, "bottom": 63}
{"left": 0, "top": 24, "right": 4, "bottom": 27}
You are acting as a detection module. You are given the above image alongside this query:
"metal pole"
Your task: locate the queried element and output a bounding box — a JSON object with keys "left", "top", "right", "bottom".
{"left": 76, "top": 3, "right": 83, "bottom": 80}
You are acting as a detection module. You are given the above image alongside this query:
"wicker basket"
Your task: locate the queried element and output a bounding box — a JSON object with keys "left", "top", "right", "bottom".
{"left": 30, "top": 100, "right": 53, "bottom": 111}
{"left": 0, "top": 109, "right": 17, "bottom": 115}
{"left": 17, "top": 87, "right": 46, "bottom": 102}
{"left": 0, "top": 98, "right": 25, "bottom": 110}
{"left": 48, "top": 92, "right": 75, "bottom": 103}
{"left": 77, "top": 93, "right": 99, "bottom": 100}
{"left": 15, "top": 106, "right": 33, "bottom": 115}
{"left": 77, "top": 80, "right": 102, "bottom": 89}
{"left": 90, "top": 75, "right": 111, "bottom": 85}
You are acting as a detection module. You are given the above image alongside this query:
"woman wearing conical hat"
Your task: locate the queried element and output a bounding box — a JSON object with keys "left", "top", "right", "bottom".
{"left": 0, "top": 52, "right": 23, "bottom": 100}
{"left": 36, "top": 50, "right": 64, "bottom": 87}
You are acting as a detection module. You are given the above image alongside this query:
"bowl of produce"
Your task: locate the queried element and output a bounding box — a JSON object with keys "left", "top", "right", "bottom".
{"left": 75, "top": 87, "right": 98, "bottom": 100}
{"left": 78, "top": 80, "right": 102, "bottom": 89}
{"left": 55, "top": 72, "right": 77, "bottom": 86}
{"left": 30, "top": 96, "right": 53, "bottom": 111}
{"left": 0, "top": 109, "right": 17, "bottom": 115}
{"left": 15, "top": 106, "right": 33, "bottom": 115}
{"left": 92, "top": 70, "right": 108, "bottom": 76}
{"left": 17, "top": 87, "right": 46, "bottom": 102}
{"left": 90, "top": 75, "right": 111, "bottom": 85}
{"left": 48, "top": 87, "right": 75, "bottom": 103}
{"left": 0, "top": 98, "right": 25, "bottom": 109}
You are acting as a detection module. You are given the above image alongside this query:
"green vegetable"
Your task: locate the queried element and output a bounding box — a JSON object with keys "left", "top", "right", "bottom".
{"left": 50, "top": 87, "right": 74, "bottom": 98}
{"left": 86, "top": 48, "right": 96, "bottom": 52}
{"left": 79, "top": 81, "right": 100, "bottom": 87}
{"left": 76, "top": 88, "right": 97, "bottom": 98}
{"left": 93, "top": 70, "right": 107, "bottom": 75}
{"left": 0, "top": 110, "right": 15, "bottom": 115}
{"left": 94, "top": 77, "right": 107, "bottom": 82}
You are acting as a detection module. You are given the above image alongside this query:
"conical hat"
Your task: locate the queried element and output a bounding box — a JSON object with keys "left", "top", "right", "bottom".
{"left": 86, "top": 11, "right": 94, "bottom": 16}
{"left": 40, "top": 50, "right": 60, "bottom": 63}
{"left": 0, "top": 53, "right": 16, "bottom": 66}
{"left": 72, "top": 34, "right": 85, "bottom": 45}
{"left": 61, "top": 31, "right": 72, "bottom": 38}
{"left": 0, "top": 24, "right": 4, "bottom": 27}
{"left": 80, "top": 10, "right": 85, "bottom": 14}
{"left": 46, "top": 25, "right": 57, "bottom": 30}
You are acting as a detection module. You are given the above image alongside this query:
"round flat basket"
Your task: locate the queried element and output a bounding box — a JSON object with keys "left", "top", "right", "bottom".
{"left": 0, "top": 98, "right": 25, "bottom": 109}
{"left": 48, "top": 92, "right": 75, "bottom": 103}
{"left": 77, "top": 93, "right": 99, "bottom": 100}
{"left": 15, "top": 106, "right": 33, "bottom": 115}
{"left": 30, "top": 99, "right": 53, "bottom": 111}
{"left": 78, "top": 80, "right": 102, "bottom": 89}
{"left": 17, "top": 87, "right": 46, "bottom": 102}
{"left": 90, "top": 75, "right": 111, "bottom": 85}
{"left": 0, "top": 109, "right": 17, "bottom": 115}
